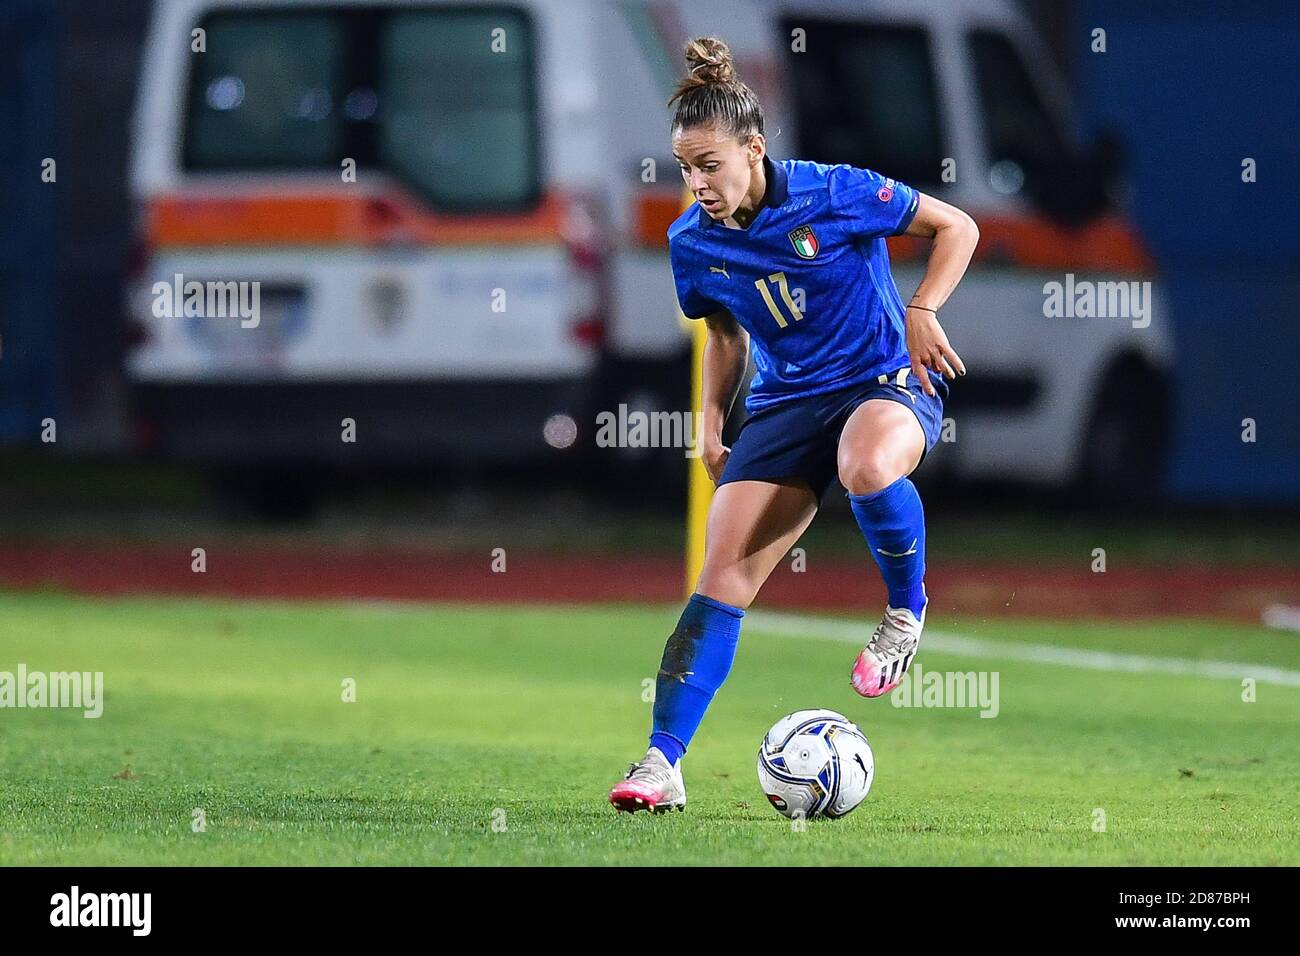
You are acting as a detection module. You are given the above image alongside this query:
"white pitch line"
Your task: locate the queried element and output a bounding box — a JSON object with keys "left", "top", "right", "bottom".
{"left": 745, "top": 610, "right": 1300, "bottom": 689}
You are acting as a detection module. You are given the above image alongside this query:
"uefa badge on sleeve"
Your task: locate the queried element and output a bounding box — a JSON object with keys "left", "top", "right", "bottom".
{"left": 788, "top": 224, "right": 819, "bottom": 259}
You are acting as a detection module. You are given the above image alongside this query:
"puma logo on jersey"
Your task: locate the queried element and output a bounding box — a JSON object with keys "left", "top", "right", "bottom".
{"left": 876, "top": 538, "right": 918, "bottom": 558}
{"left": 709, "top": 264, "right": 730, "bottom": 279}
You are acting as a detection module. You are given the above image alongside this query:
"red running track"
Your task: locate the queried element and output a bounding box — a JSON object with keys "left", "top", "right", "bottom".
{"left": 0, "top": 544, "right": 1297, "bottom": 620}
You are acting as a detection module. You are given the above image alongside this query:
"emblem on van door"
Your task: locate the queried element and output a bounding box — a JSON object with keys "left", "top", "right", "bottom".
{"left": 788, "top": 224, "right": 819, "bottom": 259}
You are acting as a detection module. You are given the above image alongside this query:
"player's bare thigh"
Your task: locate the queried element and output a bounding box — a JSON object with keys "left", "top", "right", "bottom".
{"left": 837, "top": 399, "right": 926, "bottom": 496}
{"left": 695, "top": 479, "right": 818, "bottom": 609}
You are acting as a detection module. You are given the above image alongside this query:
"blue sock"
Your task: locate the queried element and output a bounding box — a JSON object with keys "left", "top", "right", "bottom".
{"left": 848, "top": 477, "right": 928, "bottom": 617}
{"left": 649, "top": 592, "right": 745, "bottom": 766}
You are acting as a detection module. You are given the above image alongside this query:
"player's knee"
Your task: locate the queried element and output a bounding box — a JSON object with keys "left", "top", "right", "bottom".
{"left": 838, "top": 448, "right": 906, "bottom": 496}
{"left": 695, "top": 563, "right": 757, "bottom": 610}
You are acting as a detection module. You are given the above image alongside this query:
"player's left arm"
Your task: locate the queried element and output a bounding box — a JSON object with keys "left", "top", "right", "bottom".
{"left": 901, "top": 193, "right": 980, "bottom": 395}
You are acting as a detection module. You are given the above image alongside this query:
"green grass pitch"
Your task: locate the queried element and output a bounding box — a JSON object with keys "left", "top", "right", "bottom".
{"left": 1, "top": 591, "right": 1297, "bottom": 865}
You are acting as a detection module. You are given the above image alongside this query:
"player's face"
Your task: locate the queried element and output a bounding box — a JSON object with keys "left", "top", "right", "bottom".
{"left": 672, "top": 125, "right": 762, "bottom": 220}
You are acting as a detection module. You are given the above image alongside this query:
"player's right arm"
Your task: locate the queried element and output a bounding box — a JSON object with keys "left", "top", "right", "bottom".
{"left": 699, "top": 309, "right": 749, "bottom": 481}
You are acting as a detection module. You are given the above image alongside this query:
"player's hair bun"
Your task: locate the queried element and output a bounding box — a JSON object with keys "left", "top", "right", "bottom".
{"left": 683, "top": 36, "right": 736, "bottom": 87}
{"left": 668, "top": 36, "right": 765, "bottom": 141}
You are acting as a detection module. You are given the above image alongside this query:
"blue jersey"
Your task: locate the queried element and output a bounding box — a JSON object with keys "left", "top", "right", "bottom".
{"left": 668, "top": 156, "right": 920, "bottom": 413}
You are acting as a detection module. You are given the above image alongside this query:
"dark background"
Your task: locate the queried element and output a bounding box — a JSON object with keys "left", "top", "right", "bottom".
{"left": 1, "top": 0, "right": 1297, "bottom": 565}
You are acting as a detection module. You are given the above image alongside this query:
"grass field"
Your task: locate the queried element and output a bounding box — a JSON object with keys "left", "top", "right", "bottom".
{"left": 1, "top": 591, "right": 1298, "bottom": 865}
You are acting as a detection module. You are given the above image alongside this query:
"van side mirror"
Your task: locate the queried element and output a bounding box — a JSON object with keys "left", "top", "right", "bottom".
{"left": 1031, "top": 129, "right": 1125, "bottom": 228}
{"left": 1088, "top": 129, "right": 1125, "bottom": 190}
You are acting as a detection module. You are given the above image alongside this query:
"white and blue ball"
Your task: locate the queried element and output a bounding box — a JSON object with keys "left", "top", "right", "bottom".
{"left": 757, "top": 709, "right": 874, "bottom": 820}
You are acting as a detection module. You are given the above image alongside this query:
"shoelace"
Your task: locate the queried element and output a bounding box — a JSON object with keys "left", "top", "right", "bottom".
{"left": 625, "top": 758, "right": 672, "bottom": 785}
{"left": 867, "top": 616, "right": 914, "bottom": 658}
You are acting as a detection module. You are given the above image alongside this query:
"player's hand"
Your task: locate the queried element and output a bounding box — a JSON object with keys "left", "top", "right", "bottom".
{"left": 701, "top": 433, "right": 731, "bottom": 483}
{"left": 905, "top": 306, "right": 965, "bottom": 396}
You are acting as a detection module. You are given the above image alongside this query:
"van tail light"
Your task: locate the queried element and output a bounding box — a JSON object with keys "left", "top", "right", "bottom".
{"left": 562, "top": 193, "right": 608, "bottom": 350}
{"left": 124, "top": 231, "right": 155, "bottom": 349}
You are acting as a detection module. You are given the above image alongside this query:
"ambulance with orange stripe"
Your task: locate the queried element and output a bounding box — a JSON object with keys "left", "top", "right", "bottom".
{"left": 127, "top": 0, "right": 1169, "bottom": 502}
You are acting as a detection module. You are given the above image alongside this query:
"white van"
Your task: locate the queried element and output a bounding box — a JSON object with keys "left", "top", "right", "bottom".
{"left": 128, "top": 0, "right": 609, "bottom": 498}
{"left": 127, "top": 0, "right": 1169, "bottom": 500}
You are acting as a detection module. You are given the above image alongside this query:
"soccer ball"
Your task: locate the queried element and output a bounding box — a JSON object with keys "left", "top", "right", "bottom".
{"left": 757, "top": 709, "right": 874, "bottom": 820}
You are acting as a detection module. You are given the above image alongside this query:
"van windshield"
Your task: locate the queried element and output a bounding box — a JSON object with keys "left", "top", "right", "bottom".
{"left": 967, "top": 30, "right": 1072, "bottom": 201}
{"left": 780, "top": 19, "right": 945, "bottom": 191}
{"left": 182, "top": 5, "right": 539, "bottom": 212}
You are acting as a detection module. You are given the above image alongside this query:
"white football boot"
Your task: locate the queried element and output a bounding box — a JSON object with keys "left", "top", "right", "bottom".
{"left": 608, "top": 746, "right": 687, "bottom": 813}
{"left": 851, "top": 603, "right": 926, "bottom": 698}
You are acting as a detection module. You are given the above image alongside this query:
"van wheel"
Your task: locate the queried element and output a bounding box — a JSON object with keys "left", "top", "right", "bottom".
{"left": 1076, "top": 358, "right": 1170, "bottom": 507}
{"left": 211, "top": 465, "right": 324, "bottom": 522}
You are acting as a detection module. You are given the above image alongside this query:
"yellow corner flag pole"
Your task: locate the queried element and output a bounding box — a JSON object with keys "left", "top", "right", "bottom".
{"left": 685, "top": 315, "right": 711, "bottom": 598}
{"left": 679, "top": 186, "right": 713, "bottom": 598}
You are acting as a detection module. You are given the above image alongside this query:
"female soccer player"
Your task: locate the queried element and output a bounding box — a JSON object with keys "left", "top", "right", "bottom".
{"left": 610, "top": 37, "right": 979, "bottom": 813}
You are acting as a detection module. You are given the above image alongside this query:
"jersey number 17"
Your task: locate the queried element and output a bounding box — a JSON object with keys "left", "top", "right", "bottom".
{"left": 754, "top": 271, "right": 803, "bottom": 328}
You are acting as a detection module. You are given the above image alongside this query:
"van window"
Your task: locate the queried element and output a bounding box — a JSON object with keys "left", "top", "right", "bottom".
{"left": 183, "top": 6, "right": 539, "bottom": 211}
{"left": 968, "top": 30, "right": 1070, "bottom": 199}
{"left": 780, "top": 19, "right": 943, "bottom": 189}
{"left": 379, "top": 11, "right": 536, "bottom": 210}
{"left": 185, "top": 13, "right": 346, "bottom": 169}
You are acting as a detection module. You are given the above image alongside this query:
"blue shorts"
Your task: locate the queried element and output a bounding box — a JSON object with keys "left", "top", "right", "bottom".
{"left": 718, "top": 367, "right": 949, "bottom": 500}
